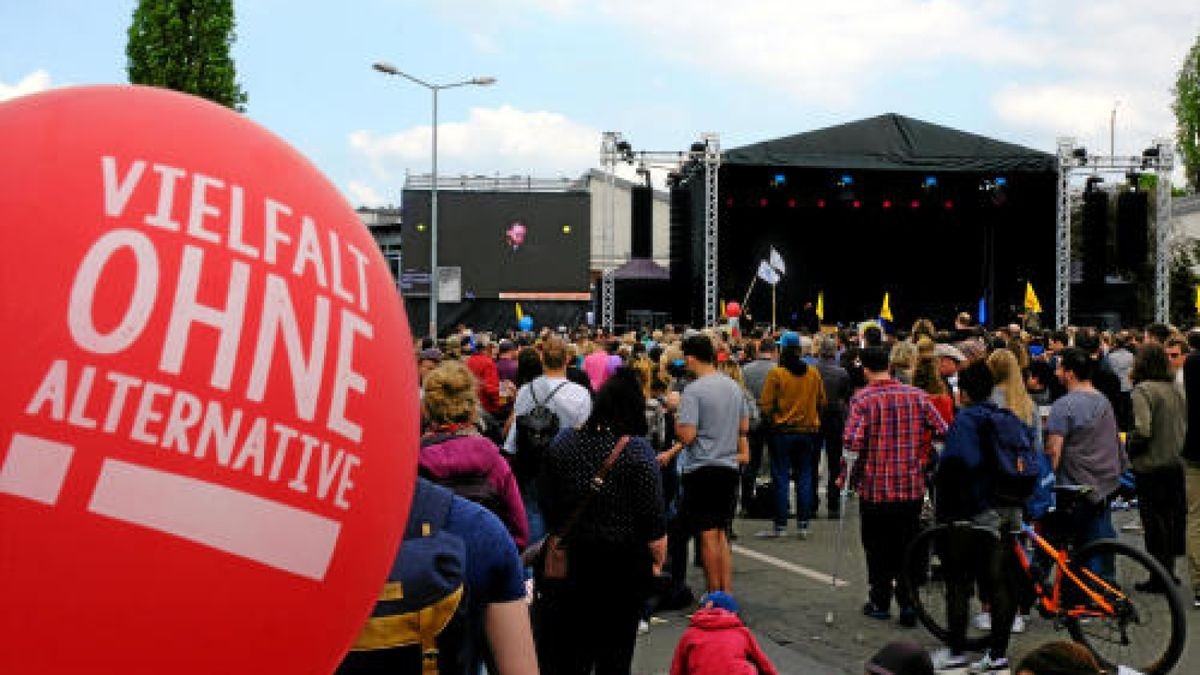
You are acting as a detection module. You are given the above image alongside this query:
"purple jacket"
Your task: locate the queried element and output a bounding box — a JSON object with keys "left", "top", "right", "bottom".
{"left": 419, "top": 433, "right": 530, "bottom": 549}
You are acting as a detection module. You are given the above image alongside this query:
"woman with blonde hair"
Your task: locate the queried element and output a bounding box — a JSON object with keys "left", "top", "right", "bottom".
{"left": 890, "top": 341, "right": 918, "bottom": 385}
{"left": 986, "top": 349, "right": 1039, "bottom": 438}
{"left": 420, "top": 361, "right": 529, "bottom": 549}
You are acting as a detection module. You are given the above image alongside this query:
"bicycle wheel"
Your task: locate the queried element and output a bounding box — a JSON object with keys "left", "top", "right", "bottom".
{"left": 902, "top": 524, "right": 994, "bottom": 651}
{"left": 1062, "top": 539, "right": 1187, "bottom": 675}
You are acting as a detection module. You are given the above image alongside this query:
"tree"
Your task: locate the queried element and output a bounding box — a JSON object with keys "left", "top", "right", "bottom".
{"left": 126, "top": 0, "right": 247, "bottom": 111}
{"left": 1174, "top": 31, "right": 1200, "bottom": 191}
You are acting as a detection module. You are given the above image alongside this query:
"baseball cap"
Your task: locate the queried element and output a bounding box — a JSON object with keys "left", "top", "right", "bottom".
{"left": 779, "top": 331, "right": 801, "bottom": 348}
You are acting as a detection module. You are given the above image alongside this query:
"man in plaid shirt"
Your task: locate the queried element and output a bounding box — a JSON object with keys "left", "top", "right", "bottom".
{"left": 844, "top": 346, "right": 948, "bottom": 626}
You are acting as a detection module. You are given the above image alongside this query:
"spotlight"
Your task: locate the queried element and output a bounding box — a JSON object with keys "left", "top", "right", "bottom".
{"left": 759, "top": 197, "right": 768, "bottom": 207}
{"left": 994, "top": 177, "right": 1007, "bottom": 187}
{"left": 416, "top": 223, "right": 427, "bottom": 232}
{"left": 943, "top": 200, "right": 954, "bottom": 210}
{"left": 923, "top": 175, "right": 938, "bottom": 188}
{"left": 1072, "top": 147, "right": 1088, "bottom": 166}
{"left": 773, "top": 173, "right": 786, "bottom": 187}
{"left": 852, "top": 200, "right": 861, "bottom": 209}
{"left": 817, "top": 198, "right": 826, "bottom": 208}
{"left": 910, "top": 199, "right": 921, "bottom": 209}
{"left": 787, "top": 198, "right": 797, "bottom": 208}
{"left": 839, "top": 174, "right": 854, "bottom": 186}
{"left": 562, "top": 224, "right": 571, "bottom": 234}
{"left": 882, "top": 199, "right": 892, "bottom": 209}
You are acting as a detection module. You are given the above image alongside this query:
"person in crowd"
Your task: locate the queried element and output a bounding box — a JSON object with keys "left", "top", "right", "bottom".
{"left": 931, "top": 362, "right": 1024, "bottom": 672}
{"left": 1107, "top": 331, "right": 1135, "bottom": 429}
{"left": 912, "top": 355, "right": 954, "bottom": 428}
{"left": 495, "top": 338, "right": 519, "bottom": 417}
{"left": 814, "top": 335, "right": 852, "bottom": 518}
{"left": 534, "top": 369, "right": 667, "bottom": 675}
{"left": 669, "top": 591, "right": 778, "bottom": 675}
{"left": 419, "top": 361, "right": 529, "bottom": 550}
{"left": 953, "top": 312, "right": 974, "bottom": 341}
{"left": 1128, "top": 343, "right": 1187, "bottom": 590}
{"left": 911, "top": 318, "right": 937, "bottom": 344}
{"left": 1013, "top": 640, "right": 1103, "bottom": 675}
{"left": 418, "top": 347, "right": 443, "bottom": 388}
{"left": 1046, "top": 348, "right": 1128, "bottom": 577}
{"left": 890, "top": 341, "right": 918, "bottom": 385}
{"left": 757, "top": 331, "right": 826, "bottom": 539}
{"left": 989, "top": 349, "right": 1042, "bottom": 453}
{"left": 845, "top": 346, "right": 948, "bottom": 626}
{"left": 1165, "top": 334, "right": 1188, "bottom": 401}
{"left": 1144, "top": 322, "right": 1171, "bottom": 346}
{"left": 1027, "top": 359, "right": 1062, "bottom": 405}
{"left": 337, "top": 479, "right": 537, "bottom": 675}
{"left": 505, "top": 337, "right": 593, "bottom": 543}
{"left": 661, "top": 334, "right": 748, "bottom": 592}
{"left": 515, "top": 346, "right": 544, "bottom": 389}
{"left": 934, "top": 343, "right": 966, "bottom": 402}
{"left": 1047, "top": 330, "right": 1070, "bottom": 370}
{"left": 584, "top": 339, "right": 619, "bottom": 391}
{"left": 740, "top": 338, "right": 777, "bottom": 515}
{"left": 464, "top": 334, "right": 502, "bottom": 415}
{"left": 1074, "top": 331, "right": 1123, "bottom": 430}
{"left": 1184, "top": 328, "right": 1200, "bottom": 609}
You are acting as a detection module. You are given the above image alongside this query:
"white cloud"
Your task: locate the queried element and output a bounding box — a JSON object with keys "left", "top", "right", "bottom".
{"left": 349, "top": 104, "right": 599, "bottom": 180}
{"left": 0, "top": 69, "right": 51, "bottom": 102}
{"left": 346, "top": 181, "right": 388, "bottom": 207}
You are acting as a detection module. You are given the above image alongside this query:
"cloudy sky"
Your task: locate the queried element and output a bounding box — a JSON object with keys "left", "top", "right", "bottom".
{"left": 3, "top": 1, "right": 1198, "bottom": 206}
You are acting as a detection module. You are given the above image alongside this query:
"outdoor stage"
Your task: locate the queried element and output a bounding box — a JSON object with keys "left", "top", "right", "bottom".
{"left": 672, "top": 115, "right": 1060, "bottom": 328}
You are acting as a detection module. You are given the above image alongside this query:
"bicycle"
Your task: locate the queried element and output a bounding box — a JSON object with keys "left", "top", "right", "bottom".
{"left": 903, "top": 486, "right": 1187, "bottom": 674}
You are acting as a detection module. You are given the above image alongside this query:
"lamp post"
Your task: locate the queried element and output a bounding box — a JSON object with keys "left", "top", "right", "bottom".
{"left": 372, "top": 62, "right": 495, "bottom": 339}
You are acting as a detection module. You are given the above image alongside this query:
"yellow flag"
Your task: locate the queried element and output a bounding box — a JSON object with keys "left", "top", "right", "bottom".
{"left": 1194, "top": 285, "right": 1200, "bottom": 315}
{"left": 880, "top": 292, "right": 893, "bottom": 322}
{"left": 515, "top": 303, "right": 524, "bottom": 321}
{"left": 816, "top": 291, "right": 825, "bottom": 321}
{"left": 1024, "top": 282, "right": 1042, "bottom": 314}
{"left": 720, "top": 299, "right": 728, "bottom": 320}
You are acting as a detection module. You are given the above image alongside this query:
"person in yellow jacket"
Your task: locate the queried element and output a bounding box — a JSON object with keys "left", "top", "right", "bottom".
{"left": 757, "top": 331, "right": 827, "bottom": 539}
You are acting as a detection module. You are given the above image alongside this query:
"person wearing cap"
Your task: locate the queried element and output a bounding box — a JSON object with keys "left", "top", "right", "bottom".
{"left": 934, "top": 343, "right": 966, "bottom": 403}
{"left": 668, "top": 591, "right": 777, "bottom": 675}
{"left": 758, "top": 331, "right": 827, "bottom": 539}
{"left": 844, "top": 346, "right": 948, "bottom": 625}
{"left": 417, "top": 347, "right": 443, "bottom": 391}
{"left": 495, "top": 339, "right": 519, "bottom": 420}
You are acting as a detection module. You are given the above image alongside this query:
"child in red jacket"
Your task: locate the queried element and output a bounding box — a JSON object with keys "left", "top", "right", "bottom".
{"left": 669, "top": 592, "right": 778, "bottom": 675}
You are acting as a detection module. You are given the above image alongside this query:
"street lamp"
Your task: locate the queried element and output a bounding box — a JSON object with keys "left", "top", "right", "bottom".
{"left": 372, "top": 61, "right": 495, "bottom": 339}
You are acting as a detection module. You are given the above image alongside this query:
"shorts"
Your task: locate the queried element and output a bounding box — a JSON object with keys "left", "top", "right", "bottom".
{"left": 680, "top": 466, "right": 739, "bottom": 533}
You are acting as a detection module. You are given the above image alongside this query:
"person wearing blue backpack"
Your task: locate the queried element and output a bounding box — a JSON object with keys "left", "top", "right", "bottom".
{"left": 930, "top": 361, "right": 1032, "bottom": 673}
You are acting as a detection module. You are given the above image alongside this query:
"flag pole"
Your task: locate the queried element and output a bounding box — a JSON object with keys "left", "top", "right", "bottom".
{"left": 772, "top": 282, "right": 777, "bottom": 331}
{"left": 743, "top": 272, "right": 758, "bottom": 309}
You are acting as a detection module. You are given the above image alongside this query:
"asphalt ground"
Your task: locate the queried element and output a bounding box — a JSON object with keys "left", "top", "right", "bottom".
{"left": 630, "top": 495, "right": 1198, "bottom": 674}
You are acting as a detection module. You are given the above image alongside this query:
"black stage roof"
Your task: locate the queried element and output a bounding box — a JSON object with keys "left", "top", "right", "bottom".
{"left": 724, "top": 113, "right": 1056, "bottom": 174}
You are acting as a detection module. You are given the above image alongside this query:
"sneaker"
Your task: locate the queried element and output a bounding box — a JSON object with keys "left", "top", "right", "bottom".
{"left": 1120, "top": 521, "right": 1144, "bottom": 533}
{"left": 1011, "top": 614, "right": 1027, "bottom": 634}
{"left": 1193, "top": 594, "right": 1200, "bottom": 609}
{"left": 898, "top": 606, "right": 917, "bottom": 628}
{"left": 796, "top": 527, "right": 809, "bottom": 540}
{"left": 755, "top": 527, "right": 786, "bottom": 538}
{"left": 971, "top": 611, "right": 992, "bottom": 631}
{"left": 637, "top": 620, "right": 649, "bottom": 635}
{"left": 969, "top": 653, "right": 1009, "bottom": 672}
{"left": 862, "top": 602, "right": 891, "bottom": 620}
{"left": 930, "top": 647, "right": 968, "bottom": 670}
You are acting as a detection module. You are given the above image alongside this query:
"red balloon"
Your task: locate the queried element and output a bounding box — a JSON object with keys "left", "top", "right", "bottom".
{"left": 726, "top": 301, "right": 742, "bottom": 318}
{"left": 0, "top": 86, "right": 418, "bottom": 673}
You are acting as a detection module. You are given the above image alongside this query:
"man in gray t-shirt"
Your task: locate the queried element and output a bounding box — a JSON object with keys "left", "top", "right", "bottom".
{"left": 1047, "top": 348, "right": 1127, "bottom": 572}
{"left": 667, "top": 334, "right": 748, "bottom": 593}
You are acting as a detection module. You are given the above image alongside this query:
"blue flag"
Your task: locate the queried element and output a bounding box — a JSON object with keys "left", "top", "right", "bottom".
{"left": 978, "top": 296, "right": 987, "bottom": 326}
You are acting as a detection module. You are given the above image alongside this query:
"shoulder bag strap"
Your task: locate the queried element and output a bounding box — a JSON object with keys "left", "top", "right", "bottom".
{"left": 555, "top": 435, "right": 630, "bottom": 542}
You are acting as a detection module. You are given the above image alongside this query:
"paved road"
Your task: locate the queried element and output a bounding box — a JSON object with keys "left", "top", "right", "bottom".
{"left": 630, "top": 497, "right": 1198, "bottom": 674}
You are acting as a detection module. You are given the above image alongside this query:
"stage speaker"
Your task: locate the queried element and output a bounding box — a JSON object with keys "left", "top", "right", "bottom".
{"left": 669, "top": 185, "right": 701, "bottom": 325}
{"left": 631, "top": 185, "right": 653, "bottom": 259}
{"left": 1115, "top": 191, "right": 1148, "bottom": 272}
{"left": 1081, "top": 190, "right": 1109, "bottom": 286}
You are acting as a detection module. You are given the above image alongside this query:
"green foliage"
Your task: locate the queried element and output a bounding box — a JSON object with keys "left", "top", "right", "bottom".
{"left": 1174, "top": 31, "right": 1200, "bottom": 191}
{"left": 1169, "top": 243, "right": 1199, "bottom": 327}
{"left": 126, "top": 0, "right": 247, "bottom": 111}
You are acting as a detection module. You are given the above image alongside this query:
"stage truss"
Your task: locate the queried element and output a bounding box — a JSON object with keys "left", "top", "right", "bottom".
{"left": 1054, "top": 137, "right": 1174, "bottom": 327}
{"left": 599, "top": 132, "right": 721, "bottom": 331}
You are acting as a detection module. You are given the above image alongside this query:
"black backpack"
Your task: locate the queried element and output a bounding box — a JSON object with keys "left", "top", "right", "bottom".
{"left": 513, "top": 380, "right": 567, "bottom": 480}
{"left": 985, "top": 407, "right": 1041, "bottom": 506}
{"left": 338, "top": 479, "right": 468, "bottom": 675}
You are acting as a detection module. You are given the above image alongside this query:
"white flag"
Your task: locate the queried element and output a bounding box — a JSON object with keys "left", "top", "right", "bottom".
{"left": 769, "top": 247, "right": 786, "bottom": 275}
{"left": 757, "top": 260, "right": 780, "bottom": 285}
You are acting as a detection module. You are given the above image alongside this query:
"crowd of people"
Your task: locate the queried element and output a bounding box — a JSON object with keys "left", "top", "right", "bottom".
{"left": 347, "top": 313, "right": 1200, "bottom": 674}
